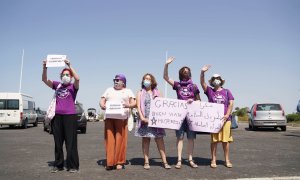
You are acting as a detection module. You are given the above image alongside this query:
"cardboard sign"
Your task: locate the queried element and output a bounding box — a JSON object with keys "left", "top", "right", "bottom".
{"left": 46, "top": 55, "right": 67, "bottom": 67}
{"left": 104, "top": 101, "right": 127, "bottom": 120}
{"left": 186, "top": 101, "right": 224, "bottom": 133}
{"left": 148, "top": 97, "right": 188, "bottom": 130}
{"left": 148, "top": 97, "right": 224, "bottom": 133}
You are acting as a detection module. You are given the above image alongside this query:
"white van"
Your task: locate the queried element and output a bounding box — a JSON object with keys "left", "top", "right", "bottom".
{"left": 0, "top": 93, "right": 38, "bottom": 128}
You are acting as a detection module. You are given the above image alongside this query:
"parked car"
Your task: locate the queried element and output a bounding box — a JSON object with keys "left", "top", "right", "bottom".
{"left": 248, "top": 103, "right": 286, "bottom": 131}
{"left": 297, "top": 100, "right": 300, "bottom": 113}
{"left": 43, "top": 101, "right": 87, "bottom": 134}
{"left": 0, "top": 92, "right": 38, "bottom": 128}
{"left": 36, "top": 108, "right": 46, "bottom": 123}
{"left": 87, "top": 108, "right": 97, "bottom": 122}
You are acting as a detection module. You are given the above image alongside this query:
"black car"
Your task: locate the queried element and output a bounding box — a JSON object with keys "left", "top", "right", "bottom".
{"left": 43, "top": 101, "right": 87, "bottom": 134}
{"left": 36, "top": 108, "right": 46, "bottom": 123}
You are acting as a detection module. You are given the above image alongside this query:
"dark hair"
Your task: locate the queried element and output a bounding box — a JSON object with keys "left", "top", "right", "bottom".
{"left": 60, "top": 68, "right": 73, "bottom": 78}
{"left": 141, "top": 73, "right": 157, "bottom": 89}
{"left": 179, "top": 66, "right": 191, "bottom": 81}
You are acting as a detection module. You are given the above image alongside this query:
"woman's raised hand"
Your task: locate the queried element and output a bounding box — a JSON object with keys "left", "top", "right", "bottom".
{"left": 166, "top": 56, "right": 175, "bottom": 65}
{"left": 201, "top": 64, "right": 211, "bottom": 73}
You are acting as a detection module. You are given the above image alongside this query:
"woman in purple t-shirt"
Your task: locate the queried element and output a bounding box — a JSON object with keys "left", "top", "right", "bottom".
{"left": 200, "top": 65, "right": 234, "bottom": 168}
{"left": 42, "top": 59, "right": 80, "bottom": 173}
{"left": 164, "top": 56, "right": 201, "bottom": 169}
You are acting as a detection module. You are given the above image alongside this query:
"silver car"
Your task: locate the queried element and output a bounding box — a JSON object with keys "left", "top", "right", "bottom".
{"left": 248, "top": 103, "right": 287, "bottom": 131}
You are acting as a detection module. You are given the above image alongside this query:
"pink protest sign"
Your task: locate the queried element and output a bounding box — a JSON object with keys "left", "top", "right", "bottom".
{"left": 148, "top": 97, "right": 187, "bottom": 130}
{"left": 187, "top": 101, "right": 224, "bottom": 133}
{"left": 148, "top": 97, "right": 225, "bottom": 133}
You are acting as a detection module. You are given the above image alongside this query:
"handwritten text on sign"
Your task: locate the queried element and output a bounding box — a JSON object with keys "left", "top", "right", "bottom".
{"left": 104, "top": 101, "right": 127, "bottom": 120}
{"left": 148, "top": 97, "right": 224, "bottom": 133}
{"left": 46, "top": 54, "right": 67, "bottom": 67}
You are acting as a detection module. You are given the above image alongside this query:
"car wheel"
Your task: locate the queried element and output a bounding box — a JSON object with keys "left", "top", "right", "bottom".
{"left": 81, "top": 127, "right": 86, "bottom": 134}
{"left": 281, "top": 126, "right": 286, "bottom": 131}
{"left": 22, "top": 119, "right": 28, "bottom": 129}
{"left": 33, "top": 119, "right": 38, "bottom": 127}
{"left": 252, "top": 125, "right": 257, "bottom": 131}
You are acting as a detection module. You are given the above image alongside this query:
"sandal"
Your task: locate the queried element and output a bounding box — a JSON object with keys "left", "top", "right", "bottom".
{"left": 116, "top": 164, "right": 125, "bottom": 170}
{"left": 210, "top": 160, "right": 217, "bottom": 168}
{"left": 175, "top": 160, "right": 182, "bottom": 169}
{"left": 163, "top": 163, "right": 171, "bottom": 169}
{"left": 189, "top": 160, "right": 198, "bottom": 168}
{"left": 225, "top": 161, "right": 233, "bottom": 168}
{"left": 144, "top": 163, "right": 150, "bottom": 170}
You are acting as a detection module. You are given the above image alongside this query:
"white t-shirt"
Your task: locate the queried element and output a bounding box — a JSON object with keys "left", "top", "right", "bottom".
{"left": 102, "top": 87, "right": 135, "bottom": 120}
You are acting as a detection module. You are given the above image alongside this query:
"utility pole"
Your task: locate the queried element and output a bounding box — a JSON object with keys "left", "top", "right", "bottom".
{"left": 19, "top": 49, "right": 24, "bottom": 93}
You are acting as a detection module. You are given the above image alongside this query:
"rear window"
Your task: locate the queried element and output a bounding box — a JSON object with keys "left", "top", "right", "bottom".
{"left": 0, "top": 99, "right": 19, "bottom": 110}
{"left": 0, "top": 100, "right": 5, "bottom": 109}
{"left": 256, "top": 104, "right": 281, "bottom": 111}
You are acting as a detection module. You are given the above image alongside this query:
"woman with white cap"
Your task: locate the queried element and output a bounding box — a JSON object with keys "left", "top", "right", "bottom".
{"left": 200, "top": 65, "right": 234, "bottom": 168}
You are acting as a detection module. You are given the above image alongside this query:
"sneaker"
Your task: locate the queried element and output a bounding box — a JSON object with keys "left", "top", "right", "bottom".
{"left": 51, "top": 167, "right": 63, "bottom": 173}
{"left": 69, "top": 169, "right": 79, "bottom": 173}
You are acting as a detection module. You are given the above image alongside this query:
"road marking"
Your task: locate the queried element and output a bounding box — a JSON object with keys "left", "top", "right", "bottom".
{"left": 228, "top": 176, "right": 300, "bottom": 180}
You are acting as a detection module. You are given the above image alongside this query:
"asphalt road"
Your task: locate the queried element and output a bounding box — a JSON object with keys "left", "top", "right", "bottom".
{"left": 0, "top": 122, "right": 299, "bottom": 180}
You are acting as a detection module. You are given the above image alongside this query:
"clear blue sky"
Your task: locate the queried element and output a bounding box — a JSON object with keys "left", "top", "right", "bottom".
{"left": 0, "top": 0, "right": 299, "bottom": 114}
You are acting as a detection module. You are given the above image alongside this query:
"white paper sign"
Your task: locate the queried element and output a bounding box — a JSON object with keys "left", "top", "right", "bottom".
{"left": 187, "top": 101, "right": 224, "bottom": 133}
{"left": 148, "top": 97, "right": 188, "bottom": 130}
{"left": 105, "top": 101, "right": 127, "bottom": 120}
{"left": 148, "top": 97, "right": 225, "bottom": 133}
{"left": 46, "top": 55, "right": 67, "bottom": 67}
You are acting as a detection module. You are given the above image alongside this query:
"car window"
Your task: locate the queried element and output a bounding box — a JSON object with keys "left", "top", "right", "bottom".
{"left": 7, "top": 100, "right": 19, "bottom": 110}
{"left": 257, "top": 104, "right": 281, "bottom": 111}
{"left": 0, "top": 100, "right": 5, "bottom": 109}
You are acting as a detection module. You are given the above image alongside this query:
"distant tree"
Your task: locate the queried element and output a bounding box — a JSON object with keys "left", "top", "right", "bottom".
{"left": 236, "top": 107, "right": 248, "bottom": 117}
{"left": 98, "top": 112, "right": 104, "bottom": 120}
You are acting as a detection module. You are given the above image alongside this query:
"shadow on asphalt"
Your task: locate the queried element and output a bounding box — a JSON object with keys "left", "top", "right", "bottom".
{"left": 0, "top": 125, "right": 36, "bottom": 130}
{"left": 244, "top": 127, "right": 283, "bottom": 132}
{"left": 97, "top": 157, "right": 221, "bottom": 167}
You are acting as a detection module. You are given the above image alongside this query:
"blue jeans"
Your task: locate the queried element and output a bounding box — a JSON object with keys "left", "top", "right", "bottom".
{"left": 175, "top": 118, "right": 196, "bottom": 139}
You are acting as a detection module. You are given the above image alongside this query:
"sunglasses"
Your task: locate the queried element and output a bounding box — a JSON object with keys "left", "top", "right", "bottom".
{"left": 62, "top": 74, "right": 70, "bottom": 77}
{"left": 113, "top": 79, "right": 121, "bottom": 82}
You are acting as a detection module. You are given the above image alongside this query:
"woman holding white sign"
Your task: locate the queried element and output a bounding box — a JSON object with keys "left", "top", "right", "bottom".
{"left": 164, "top": 57, "right": 201, "bottom": 169}
{"left": 100, "top": 74, "right": 136, "bottom": 170}
{"left": 200, "top": 65, "right": 234, "bottom": 168}
{"left": 42, "top": 59, "right": 80, "bottom": 173}
{"left": 135, "top": 73, "right": 171, "bottom": 170}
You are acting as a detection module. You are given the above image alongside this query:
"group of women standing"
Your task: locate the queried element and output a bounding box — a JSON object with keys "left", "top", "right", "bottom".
{"left": 42, "top": 56, "right": 234, "bottom": 173}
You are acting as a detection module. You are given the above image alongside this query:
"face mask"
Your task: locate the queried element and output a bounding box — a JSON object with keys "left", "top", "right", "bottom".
{"left": 143, "top": 80, "right": 151, "bottom": 88}
{"left": 62, "top": 76, "right": 71, "bottom": 85}
{"left": 114, "top": 81, "right": 124, "bottom": 89}
{"left": 212, "top": 79, "right": 222, "bottom": 87}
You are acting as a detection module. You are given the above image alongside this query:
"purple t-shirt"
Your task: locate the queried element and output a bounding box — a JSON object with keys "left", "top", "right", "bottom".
{"left": 53, "top": 81, "right": 78, "bottom": 115}
{"left": 205, "top": 86, "right": 234, "bottom": 121}
{"left": 173, "top": 80, "right": 200, "bottom": 100}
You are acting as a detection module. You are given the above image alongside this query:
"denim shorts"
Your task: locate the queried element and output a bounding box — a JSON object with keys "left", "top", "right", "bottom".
{"left": 175, "top": 119, "right": 196, "bottom": 139}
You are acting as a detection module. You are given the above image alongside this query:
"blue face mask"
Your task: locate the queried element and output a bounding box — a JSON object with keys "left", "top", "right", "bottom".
{"left": 143, "top": 80, "right": 151, "bottom": 88}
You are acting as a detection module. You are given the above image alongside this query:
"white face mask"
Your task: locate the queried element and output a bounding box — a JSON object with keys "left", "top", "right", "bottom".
{"left": 62, "top": 76, "right": 71, "bottom": 85}
{"left": 212, "top": 79, "right": 222, "bottom": 87}
{"left": 114, "top": 81, "right": 124, "bottom": 89}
